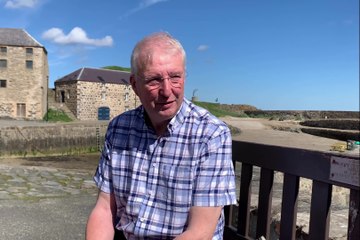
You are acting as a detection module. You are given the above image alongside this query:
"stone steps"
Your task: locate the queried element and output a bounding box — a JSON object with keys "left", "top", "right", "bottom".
{"left": 47, "top": 88, "right": 77, "bottom": 120}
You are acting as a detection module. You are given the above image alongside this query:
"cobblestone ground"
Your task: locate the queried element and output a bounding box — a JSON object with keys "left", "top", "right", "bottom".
{"left": 0, "top": 162, "right": 98, "bottom": 240}
{"left": 0, "top": 165, "right": 97, "bottom": 200}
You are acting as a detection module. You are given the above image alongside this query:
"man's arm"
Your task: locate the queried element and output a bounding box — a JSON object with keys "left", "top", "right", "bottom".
{"left": 86, "top": 191, "right": 117, "bottom": 240}
{"left": 174, "top": 206, "right": 222, "bottom": 240}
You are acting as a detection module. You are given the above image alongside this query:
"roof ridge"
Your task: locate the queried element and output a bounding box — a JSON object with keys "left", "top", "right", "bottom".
{"left": 79, "top": 66, "right": 131, "bottom": 74}
{"left": 22, "top": 29, "right": 43, "bottom": 47}
{"left": 78, "top": 67, "right": 85, "bottom": 80}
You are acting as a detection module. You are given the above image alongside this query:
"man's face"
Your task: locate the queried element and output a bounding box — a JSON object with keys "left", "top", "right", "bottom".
{"left": 131, "top": 49, "right": 185, "bottom": 129}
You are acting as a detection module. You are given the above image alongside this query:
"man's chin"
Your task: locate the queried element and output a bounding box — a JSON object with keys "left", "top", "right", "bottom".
{"left": 154, "top": 108, "right": 178, "bottom": 120}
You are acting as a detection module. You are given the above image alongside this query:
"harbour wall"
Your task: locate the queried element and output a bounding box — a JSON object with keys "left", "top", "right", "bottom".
{"left": 0, "top": 123, "right": 108, "bottom": 157}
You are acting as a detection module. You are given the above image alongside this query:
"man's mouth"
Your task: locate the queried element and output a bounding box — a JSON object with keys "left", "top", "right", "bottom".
{"left": 156, "top": 100, "right": 175, "bottom": 107}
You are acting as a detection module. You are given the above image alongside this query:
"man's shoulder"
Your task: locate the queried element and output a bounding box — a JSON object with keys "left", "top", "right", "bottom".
{"left": 186, "top": 100, "right": 226, "bottom": 125}
{"left": 184, "top": 100, "right": 229, "bottom": 133}
{"left": 109, "top": 106, "right": 142, "bottom": 128}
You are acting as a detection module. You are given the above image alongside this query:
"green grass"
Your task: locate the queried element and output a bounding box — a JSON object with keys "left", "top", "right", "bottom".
{"left": 193, "top": 101, "right": 248, "bottom": 118}
{"left": 102, "top": 65, "right": 131, "bottom": 72}
{"left": 43, "top": 109, "right": 73, "bottom": 122}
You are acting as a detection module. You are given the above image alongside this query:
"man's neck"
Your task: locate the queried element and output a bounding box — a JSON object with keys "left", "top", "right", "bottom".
{"left": 144, "top": 111, "right": 170, "bottom": 136}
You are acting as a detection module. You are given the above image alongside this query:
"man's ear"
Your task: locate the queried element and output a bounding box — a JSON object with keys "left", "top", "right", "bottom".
{"left": 130, "top": 74, "right": 138, "bottom": 96}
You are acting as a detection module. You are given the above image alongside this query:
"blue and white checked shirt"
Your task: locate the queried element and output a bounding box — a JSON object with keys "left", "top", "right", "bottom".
{"left": 94, "top": 98, "right": 237, "bottom": 240}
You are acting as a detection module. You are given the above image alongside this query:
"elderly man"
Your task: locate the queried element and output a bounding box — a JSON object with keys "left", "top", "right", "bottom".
{"left": 86, "top": 32, "right": 236, "bottom": 240}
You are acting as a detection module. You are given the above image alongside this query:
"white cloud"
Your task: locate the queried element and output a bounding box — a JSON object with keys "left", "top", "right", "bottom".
{"left": 197, "top": 45, "right": 209, "bottom": 51}
{"left": 4, "top": 0, "right": 39, "bottom": 9}
{"left": 140, "top": 0, "right": 169, "bottom": 7}
{"left": 42, "top": 27, "right": 113, "bottom": 47}
{"left": 121, "top": 0, "right": 170, "bottom": 19}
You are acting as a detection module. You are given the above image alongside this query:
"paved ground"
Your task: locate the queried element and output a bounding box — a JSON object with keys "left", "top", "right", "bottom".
{"left": 221, "top": 116, "right": 358, "bottom": 157}
{"left": 0, "top": 154, "right": 100, "bottom": 240}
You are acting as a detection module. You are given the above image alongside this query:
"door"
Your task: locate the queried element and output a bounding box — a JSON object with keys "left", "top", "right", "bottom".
{"left": 98, "top": 107, "right": 110, "bottom": 120}
{"left": 16, "top": 103, "right": 26, "bottom": 118}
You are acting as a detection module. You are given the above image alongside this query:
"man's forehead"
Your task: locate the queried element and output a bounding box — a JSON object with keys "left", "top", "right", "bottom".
{"left": 139, "top": 52, "right": 184, "bottom": 69}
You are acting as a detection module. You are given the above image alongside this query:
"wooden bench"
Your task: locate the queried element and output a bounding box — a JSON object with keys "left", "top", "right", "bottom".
{"left": 224, "top": 141, "right": 359, "bottom": 240}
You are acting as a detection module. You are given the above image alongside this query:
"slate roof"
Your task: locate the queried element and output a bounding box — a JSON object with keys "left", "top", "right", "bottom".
{"left": 0, "top": 28, "right": 44, "bottom": 48}
{"left": 55, "top": 67, "right": 131, "bottom": 85}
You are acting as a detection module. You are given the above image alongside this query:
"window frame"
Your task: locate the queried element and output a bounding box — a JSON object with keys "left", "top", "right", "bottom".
{"left": 0, "top": 47, "right": 7, "bottom": 54}
{"left": 0, "top": 59, "right": 7, "bottom": 68}
{"left": 26, "top": 60, "right": 33, "bottom": 69}
{"left": 26, "top": 47, "right": 33, "bottom": 55}
{"left": 0, "top": 79, "right": 6, "bottom": 88}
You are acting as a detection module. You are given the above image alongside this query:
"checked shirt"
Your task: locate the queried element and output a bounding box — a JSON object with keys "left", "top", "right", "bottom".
{"left": 94, "top": 98, "right": 237, "bottom": 240}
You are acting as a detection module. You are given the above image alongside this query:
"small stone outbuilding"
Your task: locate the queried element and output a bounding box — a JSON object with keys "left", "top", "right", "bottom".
{"left": 54, "top": 67, "right": 139, "bottom": 120}
{"left": 0, "top": 28, "right": 49, "bottom": 120}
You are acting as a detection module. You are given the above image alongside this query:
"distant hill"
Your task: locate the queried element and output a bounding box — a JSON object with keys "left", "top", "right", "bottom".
{"left": 193, "top": 101, "right": 258, "bottom": 117}
{"left": 192, "top": 101, "right": 359, "bottom": 121}
{"left": 102, "top": 66, "right": 131, "bottom": 72}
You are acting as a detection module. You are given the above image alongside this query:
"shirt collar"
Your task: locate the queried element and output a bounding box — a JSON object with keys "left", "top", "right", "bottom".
{"left": 167, "top": 98, "right": 191, "bottom": 133}
{"left": 137, "top": 98, "right": 191, "bottom": 135}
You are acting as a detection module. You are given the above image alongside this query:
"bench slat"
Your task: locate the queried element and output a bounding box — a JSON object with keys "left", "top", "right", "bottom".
{"left": 238, "top": 163, "right": 253, "bottom": 237}
{"left": 308, "top": 180, "right": 332, "bottom": 240}
{"left": 256, "top": 168, "right": 274, "bottom": 239}
{"left": 280, "top": 173, "right": 300, "bottom": 240}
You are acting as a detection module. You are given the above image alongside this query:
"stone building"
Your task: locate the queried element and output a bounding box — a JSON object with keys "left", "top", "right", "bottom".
{"left": 54, "top": 67, "right": 139, "bottom": 120}
{"left": 0, "top": 28, "right": 49, "bottom": 120}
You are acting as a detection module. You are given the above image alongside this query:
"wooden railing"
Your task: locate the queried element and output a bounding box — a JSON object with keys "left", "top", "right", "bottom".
{"left": 224, "top": 140, "right": 359, "bottom": 240}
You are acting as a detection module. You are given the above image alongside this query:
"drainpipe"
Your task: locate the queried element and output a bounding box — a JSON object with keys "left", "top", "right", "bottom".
{"left": 46, "top": 76, "right": 49, "bottom": 121}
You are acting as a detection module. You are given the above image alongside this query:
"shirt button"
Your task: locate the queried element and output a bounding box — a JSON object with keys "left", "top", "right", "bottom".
{"left": 139, "top": 217, "right": 145, "bottom": 222}
{"left": 152, "top": 163, "right": 156, "bottom": 167}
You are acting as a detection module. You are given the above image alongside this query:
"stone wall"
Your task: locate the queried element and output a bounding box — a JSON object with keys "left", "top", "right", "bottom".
{"left": 0, "top": 123, "right": 108, "bottom": 157}
{"left": 244, "top": 110, "right": 359, "bottom": 120}
{"left": 0, "top": 46, "right": 48, "bottom": 120}
{"left": 55, "top": 81, "right": 78, "bottom": 116}
{"left": 77, "top": 81, "right": 138, "bottom": 120}
{"left": 55, "top": 81, "right": 139, "bottom": 120}
{"left": 0, "top": 45, "right": 48, "bottom": 120}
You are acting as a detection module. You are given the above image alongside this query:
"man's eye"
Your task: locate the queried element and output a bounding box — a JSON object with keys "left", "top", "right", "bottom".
{"left": 170, "top": 75, "right": 181, "bottom": 81}
{"left": 146, "top": 77, "right": 161, "bottom": 85}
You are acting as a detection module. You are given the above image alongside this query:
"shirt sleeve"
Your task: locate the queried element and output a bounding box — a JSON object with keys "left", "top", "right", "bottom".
{"left": 192, "top": 126, "right": 237, "bottom": 207}
{"left": 94, "top": 138, "right": 114, "bottom": 193}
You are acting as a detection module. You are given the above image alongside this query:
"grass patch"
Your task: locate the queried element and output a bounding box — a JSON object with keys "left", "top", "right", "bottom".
{"left": 193, "top": 101, "right": 248, "bottom": 118}
{"left": 43, "top": 109, "right": 73, "bottom": 122}
{"left": 102, "top": 65, "right": 131, "bottom": 72}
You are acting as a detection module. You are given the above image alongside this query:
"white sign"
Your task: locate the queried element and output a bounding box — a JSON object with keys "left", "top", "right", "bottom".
{"left": 330, "top": 156, "right": 360, "bottom": 187}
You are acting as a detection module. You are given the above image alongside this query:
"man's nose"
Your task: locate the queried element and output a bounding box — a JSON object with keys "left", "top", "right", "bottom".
{"left": 159, "top": 78, "right": 172, "bottom": 96}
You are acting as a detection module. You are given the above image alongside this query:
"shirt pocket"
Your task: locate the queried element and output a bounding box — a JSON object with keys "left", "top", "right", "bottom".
{"left": 158, "top": 164, "right": 192, "bottom": 212}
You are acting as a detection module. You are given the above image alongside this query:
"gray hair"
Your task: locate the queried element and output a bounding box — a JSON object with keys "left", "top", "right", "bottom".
{"left": 130, "top": 32, "right": 186, "bottom": 76}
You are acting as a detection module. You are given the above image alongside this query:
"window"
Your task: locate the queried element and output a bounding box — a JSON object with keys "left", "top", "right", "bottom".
{"left": 124, "top": 93, "right": 129, "bottom": 102}
{"left": 26, "top": 60, "right": 33, "bottom": 69}
{"left": 17, "top": 103, "right": 26, "bottom": 118}
{"left": 0, "top": 80, "right": 6, "bottom": 88}
{"left": 26, "top": 48, "right": 33, "bottom": 55}
{"left": 0, "top": 47, "right": 6, "bottom": 54}
{"left": 0, "top": 59, "right": 7, "bottom": 68}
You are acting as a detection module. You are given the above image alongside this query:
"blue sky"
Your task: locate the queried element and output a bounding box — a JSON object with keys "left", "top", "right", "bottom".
{"left": 1, "top": 0, "right": 358, "bottom": 111}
